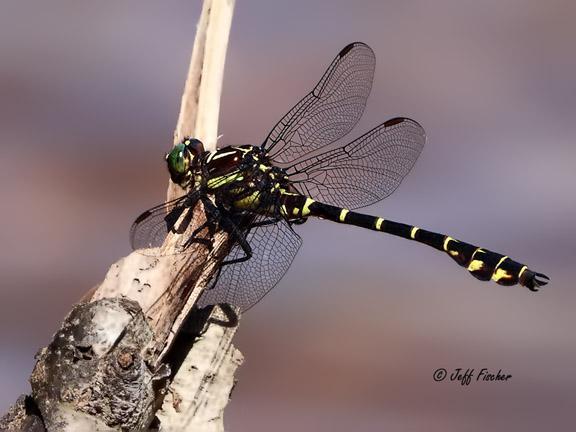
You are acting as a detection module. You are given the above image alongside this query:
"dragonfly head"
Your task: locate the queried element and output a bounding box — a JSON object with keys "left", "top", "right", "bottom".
{"left": 165, "top": 138, "right": 204, "bottom": 187}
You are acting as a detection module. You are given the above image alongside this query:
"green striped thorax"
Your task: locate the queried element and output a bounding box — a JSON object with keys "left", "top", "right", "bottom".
{"left": 165, "top": 138, "right": 204, "bottom": 188}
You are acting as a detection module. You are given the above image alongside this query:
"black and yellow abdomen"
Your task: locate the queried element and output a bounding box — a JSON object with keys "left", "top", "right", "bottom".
{"left": 280, "top": 193, "right": 548, "bottom": 291}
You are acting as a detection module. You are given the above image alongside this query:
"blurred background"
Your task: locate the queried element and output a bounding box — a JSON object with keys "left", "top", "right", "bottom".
{"left": 1, "top": 1, "right": 575, "bottom": 430}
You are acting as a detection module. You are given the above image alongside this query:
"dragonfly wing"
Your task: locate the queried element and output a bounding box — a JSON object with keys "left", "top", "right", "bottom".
{"left": 198, "top": 215, "right": 302, "bottom": 312}
{"left": 262, "top": 42, "right": 375, "bottom": 164}
{"left": 130, "top": 194, "right": 203, "bottom": 256}
{"left": 286, "top": 117, "right": 426, "bottom": 210}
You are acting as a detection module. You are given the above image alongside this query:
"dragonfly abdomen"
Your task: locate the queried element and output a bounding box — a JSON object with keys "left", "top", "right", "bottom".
{"left": 296, "top": 197, "right": 548, "bottom": 291}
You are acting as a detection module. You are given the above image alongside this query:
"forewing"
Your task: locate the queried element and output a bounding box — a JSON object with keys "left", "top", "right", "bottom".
{"left": 130, "top": 194, "right": 200, "bottom": 256}
{"left": 286, "top": 117, "right": 426, "bottom": 209}
{"left": 197, "top": 216, "right": 302, "bottom": 312}
{"left": 262, "top": 42, "right": 375, "bottom": 163}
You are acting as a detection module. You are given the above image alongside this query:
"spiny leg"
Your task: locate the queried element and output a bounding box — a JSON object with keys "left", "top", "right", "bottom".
{"left": 180, "top": 200, "right": 218, "bottom": 250}
{"left": 201, "top": 215, "right": 253, "bottom": 293}
{"left": 200, "top": 198, "right": 253, "bottom": 266}
{"left": 220, "top": 218, "right": 253, "bottom": 265}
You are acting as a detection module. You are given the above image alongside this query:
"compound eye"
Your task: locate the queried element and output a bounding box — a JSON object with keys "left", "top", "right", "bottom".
{"left": 183, "top": 138, "right": 205, "bottom": 156}
{"left": 166, "top": 143, "right": 191, "bottom": 184}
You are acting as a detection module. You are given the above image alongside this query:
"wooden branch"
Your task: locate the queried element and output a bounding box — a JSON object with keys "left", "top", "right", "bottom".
{"left": 155, "top": 305, "right": 243, "bottom": 431}
{"left": 0, "top": 1, "right": 239, "bottom": 430}
{"left": 169, "top": 0, "right": 235, "bottom": 200}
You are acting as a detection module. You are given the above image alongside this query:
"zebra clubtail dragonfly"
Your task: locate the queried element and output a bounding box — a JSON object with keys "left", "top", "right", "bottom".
{"left": 131, "top": 42, "right": 549, "bottom": 311}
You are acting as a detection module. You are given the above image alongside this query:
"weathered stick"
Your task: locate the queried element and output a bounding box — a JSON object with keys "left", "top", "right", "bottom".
{"left": 0, "top": 1, "right": 239, "bottom": 431}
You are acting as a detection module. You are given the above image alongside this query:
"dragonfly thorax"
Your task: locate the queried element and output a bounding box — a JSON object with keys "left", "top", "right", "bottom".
{"left": 201, "top": 145, "right": 290, "bottom": 209}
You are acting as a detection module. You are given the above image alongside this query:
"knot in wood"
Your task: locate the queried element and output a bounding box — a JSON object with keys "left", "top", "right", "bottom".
{"left": 117, "top": 350, "right": 135, "bottom": 370}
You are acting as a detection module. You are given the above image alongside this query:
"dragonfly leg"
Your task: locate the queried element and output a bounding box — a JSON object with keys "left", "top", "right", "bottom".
{"left": 247, "top": 218, "right": 281, "bottom": 229}
{"left": 179, "top": 193, "right": 219, "bottom": 250}
{"left": 290, "top": 217, "right": 308, "bottom": 225}
{"left": 181, "top": 234, "right": 212, "bottom": 250}
{"left": 202, "top": 225, "right": 253, "bottom": 293}
{"left": 191, "top": 220, "right": 211, "bottom": 237}
{"left": 220, "top": 218, "right": 252, "bottom": 265}
{"left": 201, "top": 197, "right": 253, "bottom": 266}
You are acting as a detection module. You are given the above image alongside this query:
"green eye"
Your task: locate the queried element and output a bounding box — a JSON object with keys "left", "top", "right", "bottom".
{"left": 167, "top": 144, "right": 188, "bottom": 173}
{"left": 166, "top": 143, "right": 191, "bottom": 184}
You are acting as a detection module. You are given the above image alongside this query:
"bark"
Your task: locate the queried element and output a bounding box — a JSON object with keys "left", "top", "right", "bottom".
{"left": 1, "top": 1, "right": 239, "bottom": 430}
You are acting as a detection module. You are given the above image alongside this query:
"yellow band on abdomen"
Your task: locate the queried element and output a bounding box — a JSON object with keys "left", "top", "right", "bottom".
{"left": 302, "top": 198, "right": 314, "bottom": 217}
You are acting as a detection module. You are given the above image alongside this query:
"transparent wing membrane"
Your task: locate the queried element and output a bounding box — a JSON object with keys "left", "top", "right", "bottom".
{"left": 130, "top": 194, "right": 204, "bottom": 256}
{"left": 263, "top": 42, "right": 375, "bottom": 163}
{"left": 198, "top": 215, "right": 302, "bottom": 312}
{"left": 286, "top": 117, "right": 426, "bottom": 209}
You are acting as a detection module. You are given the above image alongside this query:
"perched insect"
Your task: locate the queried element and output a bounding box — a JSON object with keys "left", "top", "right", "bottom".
{"left": 131, "top": 42, "right": 548, "bottom": 311}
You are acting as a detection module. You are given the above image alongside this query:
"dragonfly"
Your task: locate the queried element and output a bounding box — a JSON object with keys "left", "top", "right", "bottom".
{"left": 131, "top": 42, "right": 549, "bottom": 311}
